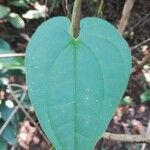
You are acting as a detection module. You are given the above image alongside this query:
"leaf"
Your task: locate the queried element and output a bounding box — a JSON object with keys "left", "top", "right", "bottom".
{"left": 0, "top": 38, "right": 23, "bottom": 69}
{"left": 140, "top": 90, "right": 150, "bottom": 103}
{"left": 0, "top": 104, "right": 15, "bottom": 124}
{"left": 0, "top": 39, "right": 11, "bottom": 51}
{"left": 0, "top": 38, "right": 13, "bottom": 64}
{"left": 0, "top": 104, "right": 13, "bottom": 119}
{"left": 0, "top": 138, "right": 7, "bottom": 150}
{"left": 4, "top": 57, "right": 25, "bottom": 72}
{"left": 120, "top": 96, "right": 132, "bottom": 105}
{"left": 9, "top": 0, "right": 27, "bottom": 7}
{"left": 80, "top": 18, "right": 131, "bottom": 83}
{"left": 23, "top": 10, "right": 47, "bottom": 19}
{"left": 7, "top": 13, "right": 25, "bottom": 28}
{"left": 0, "top": 120, "right": 16, "bottom": 145}
{"left": 25, "top": 17, "right": 131, "bottom": 150}
{"left": 0, "top": 5, "right": 10, "bottom": 19}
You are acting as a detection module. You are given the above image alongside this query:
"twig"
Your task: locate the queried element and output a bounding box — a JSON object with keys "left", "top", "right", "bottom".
{"left": 9, "top": 84, "right": 27, "bottom": 90}
{"left": 131, "top": 37, "right": 150, "bottom": 50}
{"left": 65, "top": 0, "right": 70, "bottom": 17}
{"left": 49, "top": 0, "right": 57, "bottom": 15}
{"left": 7, "top": 85, "right": 51, "bottom": 146}
{"left": 70, "top": 0, "right": 82, "bottom": 38}
{"left": 62, "top": 0, "right": 70, "bottom": 17}
{"left": 141, "top": 111, "right": 150, "bottom": 150}
{"left": 0, "top": 53, "right": 25, "bottom": 58}
{"left": 139, "top": 53, "right": 150, "bottom": 68}
{"left": 44, "top": 0, "right": 48, "bottom": 21}
{"left": 132, "top": 56, "right": 140, "bottom": 66}
{"left": 0, "top": 89, "right": 26, "bottom": 135}
{"left": 118, "top": 0, "right": 135, "bottom": 33}
{"left": 10, "top": 145, "right": 15, "bottom": 150}
{"left": 128, "top": 13, "right": 150, "bottom": 32}
{"left": 103, "top": 132, "right": 150, "bottom": 143}
{"left": 132, "top": 51, "right": 150, "bottom": 73}
{"left": 130, "top": 37, "right": 150, "bottom": 73}
{"left": 45, "top": 0, "right": 48, "bottom": 6}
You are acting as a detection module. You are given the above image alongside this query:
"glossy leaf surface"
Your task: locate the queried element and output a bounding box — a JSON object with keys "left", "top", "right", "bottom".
{"left": 25, "top": 17, "right": 131, "bottom": 150}
{"left": 8, "top": 13, "right": 25, "bottom": 28}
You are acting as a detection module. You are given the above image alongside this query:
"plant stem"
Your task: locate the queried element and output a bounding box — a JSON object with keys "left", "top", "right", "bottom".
{"left": 0, "top": 90, "right": 26, "bottom": 135}
{"left": 0, "top": 53, "right": 25, "bottom": 58}
{"left": 70, "top": 0, "right": 82, "bottom": 38}
{"left": 97, "top": 0, "right": 104, "bottom": 17}
{"left": 118, "top": 0, "right": 135, "bottom": 33}
{"left": 103, "top": 132, "right": 150, "bottom": 143}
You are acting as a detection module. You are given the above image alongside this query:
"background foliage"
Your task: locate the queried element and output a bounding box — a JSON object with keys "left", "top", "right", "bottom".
{"left": 0, "top": 0, "right": 150, "bottom": 150}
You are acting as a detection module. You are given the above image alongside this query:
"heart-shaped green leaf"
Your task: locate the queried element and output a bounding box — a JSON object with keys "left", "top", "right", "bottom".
{"left": 25, "top": 17, "right": 131, "bottom": 150}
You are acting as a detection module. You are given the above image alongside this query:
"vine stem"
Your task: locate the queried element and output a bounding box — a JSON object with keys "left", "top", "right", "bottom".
{"left": 103, "top": 132, "right": 150, "bottom": 143}
{"left": 70, "top": 0, "right": 83, "bottom": 38}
